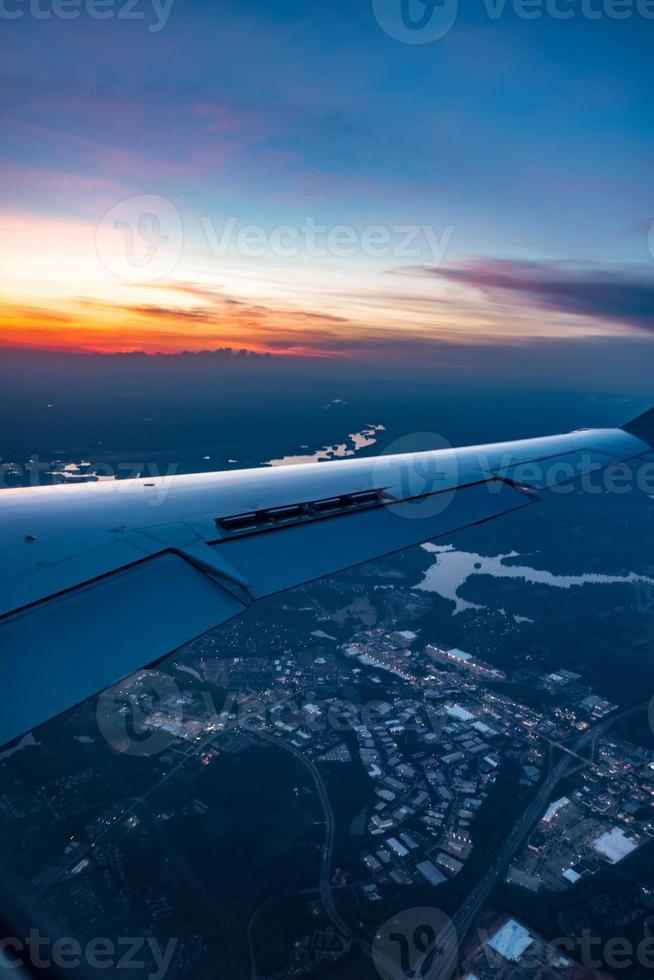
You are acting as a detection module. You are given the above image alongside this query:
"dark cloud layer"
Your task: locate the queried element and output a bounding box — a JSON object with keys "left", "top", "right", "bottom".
{"left": 411, "top": 259, "right": 654, "bottom": 333}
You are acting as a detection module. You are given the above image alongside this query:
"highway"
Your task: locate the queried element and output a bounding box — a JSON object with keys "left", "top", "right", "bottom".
{"left": 251, "top": 701, "right": 646, "bottom": 978}
{"left": 253, "top": 732, "right": 354, "bottom": 943}
{"left": 451, "top": 700, "right": 647, "bottom": 948}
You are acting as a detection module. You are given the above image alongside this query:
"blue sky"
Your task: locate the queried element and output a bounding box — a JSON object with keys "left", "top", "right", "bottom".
{"left": 0, "top": 0, "right": 652, "bottom": 358}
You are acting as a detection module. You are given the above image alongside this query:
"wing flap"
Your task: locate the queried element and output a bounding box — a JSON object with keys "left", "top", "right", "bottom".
{"left": 213, "top": 479, "right": 534, "bottom": 599}
{"left": 0, "top": 553, "right": 244, "bottom": 746}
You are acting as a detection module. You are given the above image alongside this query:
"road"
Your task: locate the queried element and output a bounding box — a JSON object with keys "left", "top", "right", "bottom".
{"left": 251, "top": 701, "right": 646, "bottom": 978}
{"left": 251, "top": 732, "right": 357, "bottom": 949}
{"left": 451, "top": 700, "right": 647, "bottom": 945}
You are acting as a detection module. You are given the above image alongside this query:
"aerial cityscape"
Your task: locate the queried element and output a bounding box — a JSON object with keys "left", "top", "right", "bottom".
{"left": 1, "top": 0, "right": 653, "bottom": 976}
{"left": 1, "top": 411, "right": 654, "bottom": 978}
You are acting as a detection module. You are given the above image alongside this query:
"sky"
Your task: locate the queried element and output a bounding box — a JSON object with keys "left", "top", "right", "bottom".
{"left": 1, "top": 0, "right": 653, "bottom": 364}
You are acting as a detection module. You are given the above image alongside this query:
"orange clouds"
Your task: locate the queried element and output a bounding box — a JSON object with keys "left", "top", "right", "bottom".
{"left": 0, "top": 294, "right": 351, "bottom": 357}
{"left": 1, "top": 204, "right": 637, "bottom": 362}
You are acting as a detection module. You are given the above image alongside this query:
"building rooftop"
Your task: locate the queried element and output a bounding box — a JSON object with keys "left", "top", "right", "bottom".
{"left": 386, "top": 837, "right": 409, "bottom": 857}
{"left": 416, "top": 860, "right": 447, "bottom": 886}
{"left": 488, "top": 920, "right": 533, "bottom": 962}
{"left": 593, "top": 826, "right": 638, "bottom": 863}
{"left": 543, "top": 797, "right": 570, "bottom": 823}
{"left": 445, "top": 704, "right": 475, "bottom": 722}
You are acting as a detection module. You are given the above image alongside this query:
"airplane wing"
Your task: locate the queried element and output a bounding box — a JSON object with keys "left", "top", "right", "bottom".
{"left": 1, "top": 409, "right": 653, "bottom": 746}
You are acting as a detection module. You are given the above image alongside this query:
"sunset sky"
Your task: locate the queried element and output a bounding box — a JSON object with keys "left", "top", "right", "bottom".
{"left": 1, "top": 0, "right": 653, "bottom": 359}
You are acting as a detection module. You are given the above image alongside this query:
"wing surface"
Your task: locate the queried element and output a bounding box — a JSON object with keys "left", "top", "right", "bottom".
{"left": 0, "top": 416, "right": 651, "bottom": 745}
